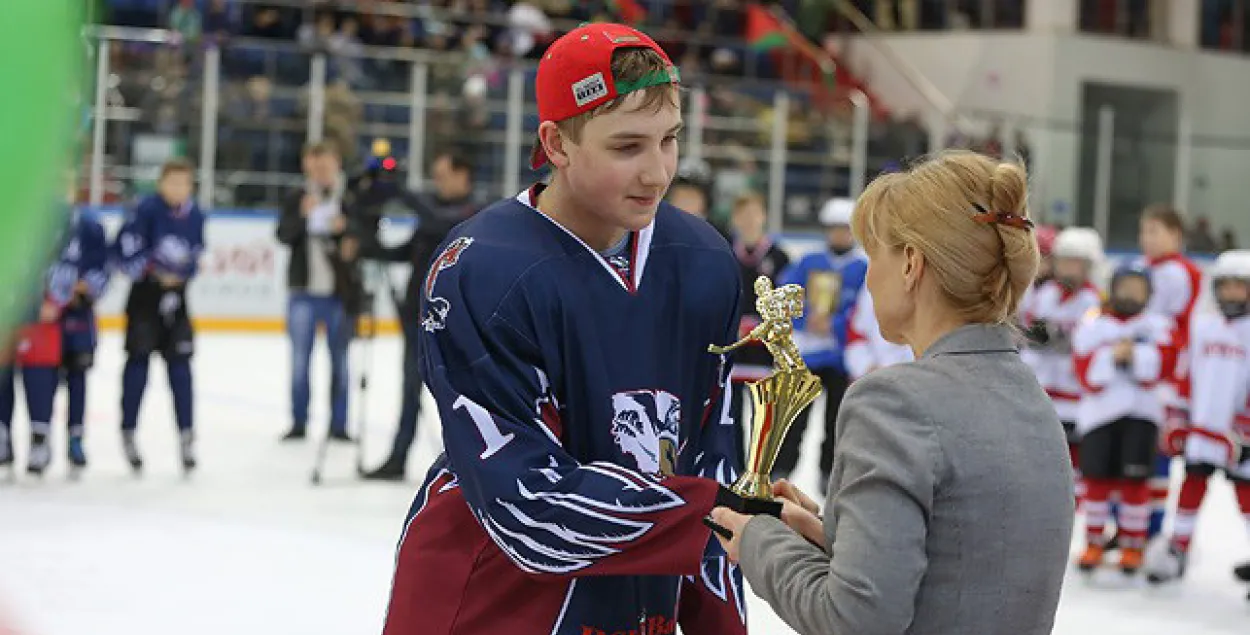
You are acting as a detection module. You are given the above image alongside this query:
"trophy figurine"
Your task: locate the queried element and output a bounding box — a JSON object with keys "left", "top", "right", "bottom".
{"left": 708, "top": 277, "right": 823, "bottom": 517}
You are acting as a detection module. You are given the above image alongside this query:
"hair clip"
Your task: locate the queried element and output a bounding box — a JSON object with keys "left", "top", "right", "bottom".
{"left": 971, "top": 203, "right": 1034, "bottom": 230}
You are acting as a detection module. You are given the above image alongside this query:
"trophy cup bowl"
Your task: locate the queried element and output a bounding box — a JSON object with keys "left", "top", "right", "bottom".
{"left": 716, "top": 368, "right": 823, "bottom": 517}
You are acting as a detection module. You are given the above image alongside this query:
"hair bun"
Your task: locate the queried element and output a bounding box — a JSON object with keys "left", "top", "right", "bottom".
{"left": 989, "top": 162, "right": 1029, "bottom": 221}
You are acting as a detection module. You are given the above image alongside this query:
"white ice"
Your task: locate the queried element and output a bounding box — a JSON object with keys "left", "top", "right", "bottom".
{"left": 0, "top": 333, "right": 1247, "bottom": 634}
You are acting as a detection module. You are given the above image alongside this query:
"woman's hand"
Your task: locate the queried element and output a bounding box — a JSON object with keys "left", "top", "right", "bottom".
{"left": 779, "top": 499, "right": 826, "bottom": 550}
{"left": 773, "top": 479, "right": 821, "bottom": 515}
{"left": 710, "top": 481, "right": 828, "bottom": 562}
{"left": 774, "top": 480, "right": 826, "bottom": 549}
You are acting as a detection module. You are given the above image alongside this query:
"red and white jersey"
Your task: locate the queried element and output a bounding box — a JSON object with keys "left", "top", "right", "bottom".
{"left": 844, "top": 285, "right": 913, "bottom": 380}
{"left": 1139, "top": 253, "right": 1204, "bottom": 335}
{"left": 1183, "top": 312, "right": 1250, "bottom": 467}
{"left": 1021, "top": 280, "right": 1102, "bottom": 422}
{"left": 1073, "top": 311, "right": 1178, "bottom": 433}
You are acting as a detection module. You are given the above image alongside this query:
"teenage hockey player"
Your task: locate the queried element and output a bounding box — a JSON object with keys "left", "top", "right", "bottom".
{"left": 771, "top": 197, "right": 868, "bottom": 488}
{"left": 0, "top": 180, "right": 108, "bottom": 476}
{"left": 1073, "top": 264, "right": 1177, "bottom": 574}
{"left": 1144, "top": 250, "right": 1250, "bottom": 591}
{"left": 1021, "top": 226, "right": 1104, "bottom": 498}
{"left": 112, "top": 158, "right": 205, "bottom": 475}
{"left": 45, "top": 198, "right": 110, "bottom": 473}
{"left": 381, "top": 24, "right": 746, "bottom": 635}
{"left": 1138, "top": 204, "right": 1204, "bottom": 538}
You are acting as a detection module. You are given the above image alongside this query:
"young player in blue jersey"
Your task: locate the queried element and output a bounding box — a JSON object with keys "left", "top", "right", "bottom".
{"left": 1, "top": 178, "right": 109, "bottom": 476}
{"left": 46, "top": 192, "right": 111, "bottom": 473}
{"left": 381, "top": 24, "right": 748, "bottom": 635}
{"left": 112, "top": 158, "right": 205, "bottom": 475}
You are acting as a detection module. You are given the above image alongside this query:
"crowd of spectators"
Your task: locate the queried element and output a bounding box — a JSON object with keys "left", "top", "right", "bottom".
{"left": 94, "top": 1, "right": 1249, "bottom": 227}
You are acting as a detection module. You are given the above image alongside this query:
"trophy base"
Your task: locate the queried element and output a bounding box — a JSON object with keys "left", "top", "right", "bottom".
{"left": 715, "top": 484, "right": 783, "bottom": 517}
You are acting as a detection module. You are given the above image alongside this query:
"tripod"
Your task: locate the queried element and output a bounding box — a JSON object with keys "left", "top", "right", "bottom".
{"left": 310, "top": 261, "right": 403, "bottom": 485}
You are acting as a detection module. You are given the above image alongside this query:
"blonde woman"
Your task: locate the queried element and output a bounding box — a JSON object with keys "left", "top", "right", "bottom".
{"left": 711, "top": 151, "right": 1074, "bottom": 634}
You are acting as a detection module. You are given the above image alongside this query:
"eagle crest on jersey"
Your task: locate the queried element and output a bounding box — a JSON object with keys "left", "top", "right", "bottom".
{"left": 155, "top": 235, "right": 195, "bottom": 267}
{"left": 610, "top": 390, "right": 681, "bottom": 476}
{"left": 422, "top": 237, "right": 474, "bottom": 333}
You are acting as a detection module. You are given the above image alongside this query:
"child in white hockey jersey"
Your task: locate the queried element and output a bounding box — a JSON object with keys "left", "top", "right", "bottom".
{"left": 1138, "top": 205, "right": 1204, "bottom": 538}
{"left": 1073, "top": 264, "right": 1178, "bottom": 574}
{"left": 1022, "top": 227, "right": 1104, "bottom": 492}
{"left": 1146, "top": 250, "right": 1250, "bottom": 595}
{"left": 843, "top": 284, "right": 912, "bottom": 381}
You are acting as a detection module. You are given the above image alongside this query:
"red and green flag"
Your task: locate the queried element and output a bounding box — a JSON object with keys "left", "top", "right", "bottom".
{"left": 607, "top": 0, "right": 648, "bottom": 25}
{"left": 746, "top": 3, "right": 790, "bottom": 51}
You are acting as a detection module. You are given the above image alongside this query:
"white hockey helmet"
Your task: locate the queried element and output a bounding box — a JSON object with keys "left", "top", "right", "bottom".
{"left": 819, "top": 197, "right": 855, "bottom": 227}
{"left": 1051, "top": 227, "right": 1104, "bottom": 263}
{"left": 1210, "top": 250, "right": 1250, "bottom": 282}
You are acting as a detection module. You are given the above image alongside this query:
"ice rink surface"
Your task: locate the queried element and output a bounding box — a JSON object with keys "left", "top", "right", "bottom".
{"left": 0, "top": 333, "right": 1247, "bottom": 634}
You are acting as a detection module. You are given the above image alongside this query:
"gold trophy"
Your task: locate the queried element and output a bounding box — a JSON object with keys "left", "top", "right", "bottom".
{"left": 805, "top": 270, "right": 842, "bottom": 320}
{"left": 707, "top": 277, "right": 823, "bottom": 517}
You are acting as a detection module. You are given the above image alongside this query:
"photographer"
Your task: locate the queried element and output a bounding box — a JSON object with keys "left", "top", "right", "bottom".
{"left": 276, "top": 141, "right": 363, "bottom": 443}
{"left": 360, "top": 148, "right": 487, "bottom": 481}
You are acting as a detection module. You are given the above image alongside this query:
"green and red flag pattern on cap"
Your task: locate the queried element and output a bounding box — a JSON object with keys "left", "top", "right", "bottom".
{"left": 531, "top": 23, "right": 679, "bottom": 169}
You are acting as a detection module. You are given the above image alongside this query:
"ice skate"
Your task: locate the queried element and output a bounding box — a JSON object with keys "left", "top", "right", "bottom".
{"left": 179, "top": 429, "right": 196, "bottom": 475}
{"left": 1144, "top": 541, "right": 1186, "bottom": 584}
{"left": 122, "top": 430, "right": 143, "bottom": 474}
{"left": 1119, "top": 547, "right": 1144, "bottom": 575}
{"left": 26, "top": 435, "right": 51, "bottom": 476}
{"left": 67, "top": 435, "right": 87, "bottom": 479}
{"left": 0, "top": 427, "right": 13, "bottom": 482}
{"left": 0, "top": 425, "right": 11, "bottom": 469}
{"left": 1077, "top": 544, "right": 1105, "bottom": 572}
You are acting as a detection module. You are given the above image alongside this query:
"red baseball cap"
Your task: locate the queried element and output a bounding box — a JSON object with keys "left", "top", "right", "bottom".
{"left": 530, "top": 23, "right": 679, "bottom": 170}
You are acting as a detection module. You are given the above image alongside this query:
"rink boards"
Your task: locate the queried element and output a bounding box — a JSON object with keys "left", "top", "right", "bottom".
{"left": 84, "top": 208, "right": 1211, "bottom": 333}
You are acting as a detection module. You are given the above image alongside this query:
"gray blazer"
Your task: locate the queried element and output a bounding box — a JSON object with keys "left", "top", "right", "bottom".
{"left": 739, "top": 324, "right": 1074, "bottom": 635}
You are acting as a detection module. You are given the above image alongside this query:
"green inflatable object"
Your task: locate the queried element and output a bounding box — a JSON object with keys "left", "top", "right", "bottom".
{"left": 0, "top": 3, "right": 86, "bottom": 336}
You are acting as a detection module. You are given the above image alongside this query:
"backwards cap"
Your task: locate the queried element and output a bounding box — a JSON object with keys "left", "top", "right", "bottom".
{"left": 530, "top": 23, "right": 679, "bottom": 170}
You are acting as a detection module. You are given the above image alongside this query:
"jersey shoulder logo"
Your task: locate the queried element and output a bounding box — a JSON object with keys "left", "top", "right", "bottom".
{"left": 610, "top": 389, "right": 681, "bottom": 477}
{"left": 422, "top": 236, "right": 474, "bottom": 333}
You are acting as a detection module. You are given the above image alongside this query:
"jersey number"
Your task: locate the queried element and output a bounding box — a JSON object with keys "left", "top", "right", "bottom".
{"left": 454, "top": 395, "right": 515, "bottom": 459}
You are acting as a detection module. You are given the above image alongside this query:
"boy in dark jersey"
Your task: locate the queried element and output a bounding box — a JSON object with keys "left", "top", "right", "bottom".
{"left": 381, "top": 23, "right": 747, "bottom": 635}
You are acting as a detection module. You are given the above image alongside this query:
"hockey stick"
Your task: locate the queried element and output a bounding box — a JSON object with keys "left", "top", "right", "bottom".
{"left": 310, "top": 261, "right": 399, "bottom": 485}
{"left": 311, "top": 317, "right": 370, "bottom": 486}
{"left": 353, "top": 295, "right": 377, "bottom": 476}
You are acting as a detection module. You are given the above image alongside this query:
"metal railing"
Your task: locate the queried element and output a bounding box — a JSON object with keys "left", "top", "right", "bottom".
{"left": 83, "top": 24, "right": 911, "bottom": 232}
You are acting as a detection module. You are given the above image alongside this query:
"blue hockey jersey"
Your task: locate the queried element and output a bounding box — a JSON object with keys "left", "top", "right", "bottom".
{"left": 383, "top": 187, "right": 747, "bottom": 635}
{"left": 45, "top": 209, "right": 110, "bottom": 353}
{"left": 112, "top": 195, "right": 206, "bottom": 282}
{"left": 778, "top": 248, "right": 868, "bottom": 372}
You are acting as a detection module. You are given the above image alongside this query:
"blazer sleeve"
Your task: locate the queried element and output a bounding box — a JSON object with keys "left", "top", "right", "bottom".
{"left": 737, "top": 369, "right": 940, "bottom": 635}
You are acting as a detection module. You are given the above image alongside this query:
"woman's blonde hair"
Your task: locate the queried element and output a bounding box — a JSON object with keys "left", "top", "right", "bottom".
{"left": 851, "top": 150, "right": 1040, "bottom": 324}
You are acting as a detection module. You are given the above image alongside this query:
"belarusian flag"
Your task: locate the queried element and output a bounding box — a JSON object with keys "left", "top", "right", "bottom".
{"left": 608, "top": 0, "right": 648, "bottom": 25}
{"left": 746, "top": 3, "right": 789, "bottom": 51}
